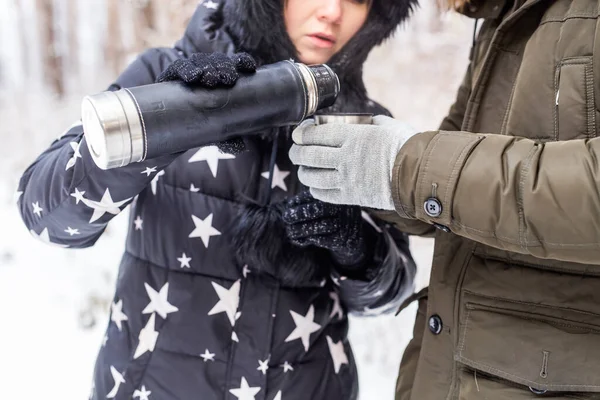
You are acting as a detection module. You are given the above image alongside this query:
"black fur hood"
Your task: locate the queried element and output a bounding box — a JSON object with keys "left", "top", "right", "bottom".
{"left": 177, "top": 0, "right": 418, "bottom": 104}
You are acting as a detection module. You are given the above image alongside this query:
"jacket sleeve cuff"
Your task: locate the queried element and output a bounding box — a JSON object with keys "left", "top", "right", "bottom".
{"left": 392, "top": 131, "right": 484, "bottom": 227}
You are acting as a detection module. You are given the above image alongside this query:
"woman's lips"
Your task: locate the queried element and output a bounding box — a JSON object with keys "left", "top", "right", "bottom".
{"left": 307, "top": 34, "right": 336, "bottom": 49}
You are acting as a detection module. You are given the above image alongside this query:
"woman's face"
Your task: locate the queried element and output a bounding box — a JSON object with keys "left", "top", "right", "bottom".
{"left": 284, "top": 0, "right": 370, "bottom": 65}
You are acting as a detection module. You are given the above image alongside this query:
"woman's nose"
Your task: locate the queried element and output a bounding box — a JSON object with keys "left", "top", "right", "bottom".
{"left": 317, "top": 0, "right": 343, "bottom": 24}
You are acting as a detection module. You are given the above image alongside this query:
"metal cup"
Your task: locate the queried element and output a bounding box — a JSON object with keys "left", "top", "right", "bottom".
{"left": 314, "top": 113, "right": 373, "bottom": 125}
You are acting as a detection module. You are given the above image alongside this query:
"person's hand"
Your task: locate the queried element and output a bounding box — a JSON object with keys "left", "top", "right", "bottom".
{"left": 282, "top": 191, "right": 369, "bottom": 266}
{"left": 158, "top": 52, "right": 256, "bottom": 155}
{"left": 157, "top": 52, "right": 256, "bottom": 87}
{"left": 289, "top": 115, "right": 418, "bottom": 210}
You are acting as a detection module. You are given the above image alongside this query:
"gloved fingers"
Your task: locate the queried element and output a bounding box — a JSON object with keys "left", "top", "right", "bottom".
{"left": 285, "top": 218, "right": 341, "bottom": 240}
{"left": 200, "top": 53, "right": 239, "bottom": 87}
{"left": 289, "top": 144, "right": 340, "bottom": 169}
{"left": 231, "top": 52, "right": 257, "bottom": 73}
{"left": 297, "top": 167, "right": 340, "bottom": 190}
{"left": 297, "top": 118, "right": 315, "bottom": 129}
{"left": 289, "top": 237, "right": 312, "bottom": 247}
{"left": 292, "top": 122, "right": 345, "bottom": 147}
{"left": 211, "top": 53, "right": 239, "bottom": 85}
{"left": 215, "top": 137, "right": 246, "bottom": 155}
{"left": 372, "top": 115, "right": 397, "bottom": 126}
{"left": 372, "top": 115, "right": 416, "bottom": 134}
{"left": 285, "top": 191, "right": 315, "bottom": 208}
{"left": 282, "top": 200, "right": 341, "bottom": 225}
{"left": 157, "top": 59, "right": 203, "bottom": 83}
{"left": 309, "top": 188, "right": 345, "bottom": 205}
{"left": 155, "top": 62, "right": 179, "bottom": 82}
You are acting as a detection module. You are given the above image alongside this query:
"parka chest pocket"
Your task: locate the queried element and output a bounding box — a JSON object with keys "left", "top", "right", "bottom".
{"left": 454, "top": 292, "right": 600, "bottom": 399}
{"left": 555, "top": 56, "right": 597, "bottom": 140}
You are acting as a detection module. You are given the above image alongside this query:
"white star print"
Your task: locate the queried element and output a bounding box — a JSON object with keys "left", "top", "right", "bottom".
{"left": 284, "top": 305, "right": 321, "bottom": 352}
{"left": 142, "top": 282, "right": 179, "bottom": 319}
{"left": 203, "top": 0, "right": 219, "bottom": 11}
{"left": 64, "top": 226, "right": 80, "bottom": 236}
{"left": 134, "top": 313, "right": 159, "bottom": 359}
{"left": 188, "top": 145, "right": 235, "bottom": 177}
{"left": 232, "top": 331, "right": 240, "bottom": 342}
{"left": 200, "top": 349, "right": 215, "bottom": 362}
{"left": 177, "top": 252, "right": 192, "bottom": 268}
{"left": 65, "top": 141, "right": 82, "bottom": 170}
{"left": 326, "top": 336, "right": 349, "bottom": 374}
{"left": 208, "top": 280, "right": 240, "bottom": 326}
{"left": 273, "top": 391, "right": 283, "bottom": 400}
{"left": 134, "top": 216, "right": 143, "bottom": 230}
{"left": 71, "top": 188, "right": 85, "bottom": 204}
{"left": 242, "top": 265, "right": 250, "bottom": 278}
{"left": 229, "top": 377, "right": 261, "bottom": 400}
{"left": 329, "top": 292, "right": 343, "bottom": 320}
{"left": 189, "top": 213, "right": 221, "bottom": 248}
{"left": 261, "top": 164, "right": 290, "bottom": 191}
{"left": 14, "top": 190, "right": 23, "bottom": 203}
{"left": 32, "top": 202, "right": 43, "bottom": 217}
{"left": 110, "top": 299, "right": 128, "bottom": 331}
{"left": 106, "top": 366, "right": 125, "bottom": 399}
{"left": 141, "top": 166, "right": 157, "bottom": 176}
{"left": 150, "top": 170, "right": 165, "bottom": 195}
{"left": 133, "top": 385, "right": 152, "bottom": 400}
{"left": 281, "top": 361, "right": 294, "bottom": 373}
{"left": 30, "top": 228, "right": 69, "bottom": 248}
{"left": 190, "top": 183, "right": 200, "bottom": 192}
{"left": 257, "top": 359, "right": 269, "bottom": 375}
{"left": 81, "top": 188, "right": 131, "bottom": 223}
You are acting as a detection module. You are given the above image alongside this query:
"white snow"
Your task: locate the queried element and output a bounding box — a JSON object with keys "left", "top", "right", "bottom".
{"left": 0, "top": 1, "right": 473, "bottom": 398}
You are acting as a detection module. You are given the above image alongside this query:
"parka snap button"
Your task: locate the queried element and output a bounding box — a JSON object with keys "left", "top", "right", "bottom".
{"left": 428, "top": 315, "right": 443, "bottom": 335}
{"left": 529, "top": 387, "right": 547, "bottom": 395}
{"left": 424, "top": 198, "right": 442, "bottom": 218}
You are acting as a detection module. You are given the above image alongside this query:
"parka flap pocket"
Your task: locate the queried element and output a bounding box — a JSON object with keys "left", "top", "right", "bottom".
{"left": 556, "top": 56, "right": 596, "bottom": 140}
{"left": 456, "top": 293, "right": 600, "bottom": 393}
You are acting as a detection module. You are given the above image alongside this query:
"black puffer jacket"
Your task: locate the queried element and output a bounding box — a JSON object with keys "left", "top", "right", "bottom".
{"left": 17, "top": 1, "right": 417, "bottom": 399}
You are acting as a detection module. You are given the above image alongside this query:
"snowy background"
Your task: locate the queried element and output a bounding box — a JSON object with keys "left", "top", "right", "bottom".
{"left": 0, "top": 1, "right": 473, "bottom": 398}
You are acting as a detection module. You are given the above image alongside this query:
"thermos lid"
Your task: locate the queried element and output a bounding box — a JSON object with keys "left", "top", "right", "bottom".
{"left": 307, "top": 64, "right": 340, "bottom": 110}
{"left": 81, "top": 90, "right": 145, "bottom": 170}
{"left": 294, "top": 62, "right": 340, "bottom": 117}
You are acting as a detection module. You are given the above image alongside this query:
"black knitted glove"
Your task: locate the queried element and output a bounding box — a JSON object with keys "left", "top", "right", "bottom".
{"left": 282, "top": 191, "right": 372, "bottom": 267}
{"left": 157, "top": 52, "right": 256, "bottom": 87}
{"left": 157, "top": 52, "right": 257, "bottom": 155}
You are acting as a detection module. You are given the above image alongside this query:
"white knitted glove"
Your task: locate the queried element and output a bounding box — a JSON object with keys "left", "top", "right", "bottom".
{"left": 289, "top": 115, "right": 417, "bottom": 210}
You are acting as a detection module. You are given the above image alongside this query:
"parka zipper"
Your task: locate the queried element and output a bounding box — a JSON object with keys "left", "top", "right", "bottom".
{"left": 554, "top": 65, "right": 561, "bottom": 141}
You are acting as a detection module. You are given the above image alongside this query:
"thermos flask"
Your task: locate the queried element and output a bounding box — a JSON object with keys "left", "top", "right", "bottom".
{"left": 81, "top": 60, "right": 340, "bottom": 170}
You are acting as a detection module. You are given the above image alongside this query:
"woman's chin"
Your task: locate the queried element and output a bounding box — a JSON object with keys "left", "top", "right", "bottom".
{"left": 297, "top": 50, "right": 332, "bottom": 66}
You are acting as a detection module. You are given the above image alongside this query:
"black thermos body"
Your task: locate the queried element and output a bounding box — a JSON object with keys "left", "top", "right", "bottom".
{"left": 81, "top": 60, "right": 340, "bottom": 170}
